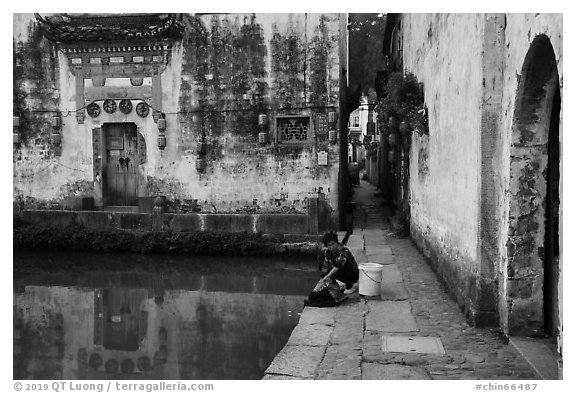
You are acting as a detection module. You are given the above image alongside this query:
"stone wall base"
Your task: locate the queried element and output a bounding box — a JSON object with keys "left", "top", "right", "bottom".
{"left": 411, "top": 225, "right": 499, "bottom": 328}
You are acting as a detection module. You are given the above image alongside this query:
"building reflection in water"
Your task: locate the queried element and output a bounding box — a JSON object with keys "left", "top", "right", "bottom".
{"left": 14, "top": 254, "right": 318, "bottom": 380}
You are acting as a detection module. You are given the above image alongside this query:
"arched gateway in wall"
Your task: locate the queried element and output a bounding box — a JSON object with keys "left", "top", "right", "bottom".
{"left": 506, "top": 35, "right": 561, "bottom": 338}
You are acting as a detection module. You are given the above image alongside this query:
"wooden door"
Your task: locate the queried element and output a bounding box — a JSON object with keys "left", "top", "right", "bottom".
{"left": 104, "top": 123, "right": 138, "bottom": 206}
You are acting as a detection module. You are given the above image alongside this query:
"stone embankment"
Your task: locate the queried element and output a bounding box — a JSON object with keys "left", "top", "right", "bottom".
{"left": 13, "top": 210, "right": 321, "bottom": 257}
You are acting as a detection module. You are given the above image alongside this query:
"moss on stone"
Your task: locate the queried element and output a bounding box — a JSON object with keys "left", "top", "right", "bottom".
{"left": 13, "top": 219, "right": 318, "bottom": 257}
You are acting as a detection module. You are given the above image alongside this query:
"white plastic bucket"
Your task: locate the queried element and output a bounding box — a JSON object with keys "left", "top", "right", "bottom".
{"left": 359, "top": 263, "right": 384, "bottom": 296}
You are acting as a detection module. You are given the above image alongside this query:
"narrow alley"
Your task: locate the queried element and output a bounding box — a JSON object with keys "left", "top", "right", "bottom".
{"left": 264, "top": 180, "right": 557, "bottom": 380}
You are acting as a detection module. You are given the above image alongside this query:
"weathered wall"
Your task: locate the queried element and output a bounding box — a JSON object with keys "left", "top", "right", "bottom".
{"left": 401, "top": 13, "right": 563, "bottom": 345}
{"left": 13, "top": 13, "right": 343, "bottom": 218}
{"left": 402, "top": 14, "right": 485, "bottom": 319}
{"left": 13, "top": 14, "right": 94, "bottom": 206}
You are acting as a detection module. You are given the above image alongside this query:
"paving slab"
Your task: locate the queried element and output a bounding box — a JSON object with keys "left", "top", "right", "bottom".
{"left": 317, "top": 344, "right": 362, "bottom": 379}
{"left": 365, "top": 251, "right": 395, "bottom": 265}
{"left": 345, "top": 234, "right": 364, "bottom": 249}
{"left": 286, "top": 323, "right": 333, "bottom": 347}
{"left": 379, "top": 282, "right": 409, "bottom": 300}
{"left": 362, "top": 228, "right": 387, "bottom": 234}
{"left": 351, "top": 251, "right": 368, "bottom": 264}
{"left": 298, "top": 307, "right": 335, "bottom": 326}
{"left": 362, "top": 230, "right": 387, "bottom": 238}
{"left": 382, "top": 336, "right": 445, "bottom": 355}
{"left": 348, "top": 247, "right": 364, "bottom": 257}
{"left": 365, "top": 301, "right": 419, "bottom": 332}
{"left": 331, "top": 323, "right": 364, "bottom": 346}
{"left": 380, "top": 264, "right": 403, "bottom": 283}
{"left": 362, "top": 363, "right": 431, "bottom": 380}
{"left": 364, "top": 243, "right": 394, "bottom": 255}
{"left": 265, "top": 345, "right": 326, "bottom": 379}
{"left": 364, "top": 241, "right": 389, "bottom": 248}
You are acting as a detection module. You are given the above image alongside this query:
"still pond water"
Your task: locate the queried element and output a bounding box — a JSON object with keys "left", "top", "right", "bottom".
{"left": 13, "top": 250, "right": 319, "bottom": 380}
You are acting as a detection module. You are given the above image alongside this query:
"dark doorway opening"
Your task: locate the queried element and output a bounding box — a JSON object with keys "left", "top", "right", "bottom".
{"left": 544, "top": 82, "right": 561, "bottom": 337}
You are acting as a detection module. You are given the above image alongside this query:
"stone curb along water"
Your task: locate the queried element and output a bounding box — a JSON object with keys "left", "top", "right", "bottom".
{"left": 13, "top": 217, "right": 322, "bottom": 257}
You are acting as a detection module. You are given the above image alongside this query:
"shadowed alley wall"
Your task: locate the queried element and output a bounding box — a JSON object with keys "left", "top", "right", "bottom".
{"left": 399, "top": 14, "right": 562, "bottom": 350}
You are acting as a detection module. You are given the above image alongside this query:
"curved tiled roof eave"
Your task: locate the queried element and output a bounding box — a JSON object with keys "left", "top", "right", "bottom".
{"left": 34, "top": 13, "right": 183, "bottom": 44}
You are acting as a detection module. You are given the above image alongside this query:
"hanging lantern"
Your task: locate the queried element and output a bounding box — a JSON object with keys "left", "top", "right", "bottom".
{"left": 328, "top": 130, "right": 337, "bottom": 143}
{"left": 157, "top": 118, "right": 166, "bottom": 131}
{"left": 387, "top": 133, "right": 397, "bottom": 146}
{"left": 13, "top": 116, "right": 20, "bottom": 127}
{"left": 158, "top": 134, "right": 166, "bottom": 150}
{"left": 387, "top": 150, "right": 396, "bottom": 163}
{"left": 52, "top": 115, "right": 61, "bottom": 129}
{"left": 51, "top": 131, "right": 62, "bottom": 145}
{"left": 328, "top": 111, "right": 336, "bottom": 124}
{"left": 258, "top": 114, "right": 267, "bottom": 127}
{"left": 258, "top": 131, "right": 267, "bottom": 144}
{"left": 13, "top": 132, "right": 20, "bottom": 144}
{"left": 196, "top": 157, "right": 206, "bottom": 171}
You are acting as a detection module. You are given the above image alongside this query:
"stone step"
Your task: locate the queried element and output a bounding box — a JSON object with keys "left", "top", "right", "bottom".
{"left": 509, "top": 337, "right": 560, "bottom": 380}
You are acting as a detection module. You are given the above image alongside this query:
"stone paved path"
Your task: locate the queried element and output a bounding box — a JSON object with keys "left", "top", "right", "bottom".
{"left": 263, "top": 180, "right": 539, "bottom": 380}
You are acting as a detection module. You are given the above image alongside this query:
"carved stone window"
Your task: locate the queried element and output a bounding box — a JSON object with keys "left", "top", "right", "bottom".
{"left": 276, "top": 116, "right": 312, "bottom": 144}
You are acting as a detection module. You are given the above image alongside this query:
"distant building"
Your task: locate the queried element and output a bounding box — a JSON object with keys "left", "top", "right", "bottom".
{"left": 347, "top": 96, "right": 378, "bottom": 174}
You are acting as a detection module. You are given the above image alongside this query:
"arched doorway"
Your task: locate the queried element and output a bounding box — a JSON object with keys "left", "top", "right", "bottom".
{"left": 507, "top": 35, "right": 561, "bottom": 337}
